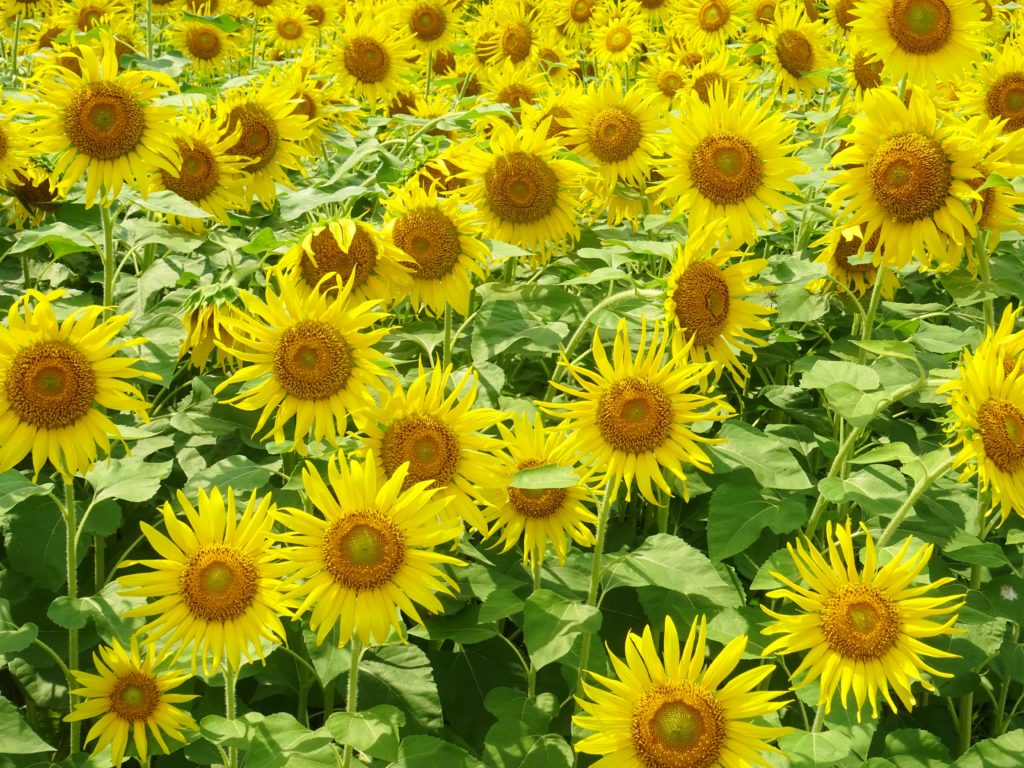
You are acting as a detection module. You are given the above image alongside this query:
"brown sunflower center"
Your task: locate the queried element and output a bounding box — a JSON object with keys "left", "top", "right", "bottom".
{"left": 76, "top": 5, "right": 105, "bottom": 30}
{"left": 501, "top": 22, "right": 533, "bottom": 62}
{"left": 985, "top": 72, "right": 1024, "bottom": 133}
{"left": 344, "top": 36, "right": 390, "bottom": 83}
{"left": 410, "top": 3, "right": 446, "bottom": 40}
{"left": 109, "top": 672, "right": 160, "bottom": 723}
{"left": 323, "top": 512, "right": 405, "bottom": 589}
{"left": 5, "top": 340, "right": 97, "bottom": 430}
{"left": 833, "top": 231, "right": 879, "bottom": 273}
{"left": 868, "top": 132, "right": 951, "bottom": 222}
{"left": 185, "top": 26, "right": 222, "bottom": 60}
{"left": 305, "top": 3, "right": 326, "bottom": 24}
{"left": 160, "top": 139, "right": 220, "bottom": 201}
{"left": 303, "top": 225, "right": 378, "bottom": 289}
{"left": 692, "top": 72, "right": 725, "bottom": 103}
{"left": 689, "top": 132, "right": 764, "bottom": 205}
{"left": 697, "top": 0, "right": 730, "bottom": 31}
{"left": 292, "top": 92, "right": 317, "bottom": 120}
{"left": 64, "top": 82, "right": 145, "bottom": 161}
{"left": 887, "top": 0, "right": 952, "bottom": 54}
{"left": 570, "top": 0, "right": 593, "bottom": 22}
{"left": 632, "top": 682, "right": 726, "bottom": 768}
{"left": 657, "top": 69, "right": 685, "bottom": 98}
{"left": 852, "top": 50, "right": 884, "bottom": 90}
{"left": 277, "top": 17, "right": 304, "bottom": 40}
{"left": 380, "top": 413, "right": 460, "bottom": 490}
{"left": 671, "top": 261, "right": 731, "bottom": 346}
{"left": 835, "top": 0, "right": 858, "bottom": 29}
{"left": 588, "top": 106, "right": 642, "bottom": 163}
{"left": 978, "top": 399, "right": 1024, "bottom": 473}
{"left": 605, "top": 25, "right": 633, "bottom": 52}
{"left": 180, "top": 545, "right": 259, "bottom": 622}
{"left": 497, "top": 83, "right": 537, "bottom": 110}
{"left": 755, "top": 0, "right": 776, "bottom": 23}
{"left": 225, "top": 103, "right": 279, "bottom": 172}
{"left": 597, "top": 377, "right": 674, "bottom": 454}
{"left": 392, "top": 206, "right": 462, "bottom": 280}
{"left": 507, "top": 459, "right": 569, "bottom": 519}
{"left": 775, "top": 29, "right": 814, "bottom": 76}
{"left": 272, "top": 320, "right": 353, "bottom": 400}
{"left": 820, "top": 583, "right": 901, "bottom": 660}
{"left": 484, "top": 151, "right": 559, "bottom": 224}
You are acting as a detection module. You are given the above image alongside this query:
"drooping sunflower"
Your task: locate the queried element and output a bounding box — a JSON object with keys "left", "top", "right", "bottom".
{"left": 25, "top": 33, "right": 180, "bottom": 207}
{"left": 844, "top": 36, "right": 888, "bottom": 99}
{"left": 178, "top": 288, "right": 249, "bottom": 373}
{"left": 215, "top": 274, "right": 392, "bottom": 455}
{"left": 653, "top": 86, "right": 808, "bottom": 246}
{"left": 398, "top": 0, "right": 463, "bottom": 54}
{"left": 263, "top": 2, "right": 315, "bottom": 56}
{"left": 672, "top": 0, "right": 745, "bottom": 50}
{"left": 65, "top": 639, "right": 197, "bottom": 768}
{"left": 0, "top": 290, "right": 158, "bottom": 479}
{"left": 960, "top": 45, "right": 1024, "bottom": 133}
{"left": 119, "top": 488, "right": 290, "bottom": 674}
{"left": 480, "top": 413, "right": 597, "bottom": 566}
{"left": 763, "top": 3, "right": 838, "bottom": 98}
{"left": 850, "top": 0, "right": 986, "bottom": 83}
{"left": 0, "top": 162, "right": 61, "bottom": 230}
{"left": 575, "top": 615, "right": 791, "bottom": 768}
{"left": 166, "top": 19, "right": 241, "bottom": 77}
{"left": 278, "top": 450, "right": 465, "bottom": 647}
{"left": 807, "top": 222, "right": 900, "bottom": 299}
{"left": 665, "top": 222, "right": 775, "bottom": 385}
{"left": 331, "top": 11, "right": 417, "bottom": 108}
{"left": 826, "top": 88, "right": 980, "bottom": 273}
{"left": 762, "top": 520, "right": 963, "bottom": 719}
{"left": 939, "top": 308, "right": 1024, "bottom": 522}
{"left": 590, "top": 1, "right": 648, "bottom": 70}
{"left": 541, "top": 317, "right": 732, "bottom": 504}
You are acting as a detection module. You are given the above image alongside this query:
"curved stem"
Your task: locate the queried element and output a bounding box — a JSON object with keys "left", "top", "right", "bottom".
{"left": 33, "top": 638, "right": 73, "bottom": 690}
{"left": 224, "top": 664, "right": 238, "bottom": 768}
{"left": 63, "top": 477, "right": 80, "bottom": 754}
{"left": 574, "top": 488, "right": 614, "bottom": 701}
{"left": 342, "top": 638, "right": 363, "bottom": 768}
{"left": 876, "top": 455, "right": 954, "bottom": 548}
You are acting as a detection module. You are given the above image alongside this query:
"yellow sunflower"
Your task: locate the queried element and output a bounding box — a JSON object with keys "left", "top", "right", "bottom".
{"left": 844, "top": 36, "right": 889, "bottom": 99}
{"left": 479, "top": 58, "right": 548, "bottom": 116}
{"left": 215, "top": 274, "right": 392, "bottom": 455}
{"left": 939, "top": 309, "right": 1024, "bottom": 522}
{"left": 824, "top": 0, "right": 861, "bottom": 32}
{"left": 807, "top": 222, "right": 901, "bottom": 299}
{"left": 166, "top": 19, "right": 241, "bottom": 77}
{"left": 473, "top": 0, "right": 542, "bottom": 67}
{"left": 56, "top": 0, "right": 129, "bottom": 32}
{"left": 826, "top": 87, "right": 980, "bottom": 273}
{"left": 575, "top": 615, "right": 791, "bottom": 768}
{"left": 0, "top": 290, "right": 157, "bottom": 480}
{"left": 763, "top": 3, "right": 838, "bottom": 98}
{"left": 590, "top": 0, "right": 647, "bottom": 70}
{"left": 535, "top": 29, "right": 575, "bottom": 85}
{"left": 672, "top": 0, "right": 745, "bottom": 50}
{"left": 653, "top": 86, "right": 808, "bottom": 246}
{"left": 278, "top": 450, "right": 465, "bottom": 647}
{"left": 544, "top": 0, "right": 597, "bottom": 39}
{"left": 331, "top": 10, "right": 417, "bottom": 109}
{"left": 355, "top": 364, "right": 505, "bottom": 533}
{"left": 639, "top": 53, "right": 691, "bottom": 111}
{"left": 263, "top": 2, "right": 315, "bottom": 56}
{"left": 850, "top": 0, "right": 986, "bottom": 83}
{"left": 269, "top": 54, "right": 363, "bottom": 156}
{"left": 119, "top": 488, "right": 290, "bottom": 674}
{"left": 665, "top": 221, "right": 775, "bottom": 385}
{"left": 66, "top": 639, "right": 196, "bottom": 768}
{"left": 685, "top": 48, "right": 752, "bottom": 104}
{"left": 25, "top": 33, "right": 180, "bottom": 208}
{"left": 178, "top": 288, "right": 249, "bottom": 373}
{"left": 762, "top": 520, "right": 963, "bottom": 719}
{"left": 540, "top": 317, "right": 732, "bottom": 504}
{"left": 398, "top": 0, "right": 463, "bottom": 53}
{"left": 383, "top": 183, "right": 490, "bottom": 318}
{"left": 520, "top": 82, "right": 586, "bottom": 145}
{"left": 960, "top": 45, "right": 1024, "bottom": 133}
{"left": 481, "top": 413, "right": 597, "bottom": 566}
{"left": 957, "top": 115, "right": 1024, "bottom": 249}
{"left": 0, "top": 107, "right": 34, "bottom": 186}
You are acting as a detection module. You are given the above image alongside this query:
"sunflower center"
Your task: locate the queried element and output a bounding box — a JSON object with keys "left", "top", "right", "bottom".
{"left": 302, "top": 225, "right": 378, "bottom": 289}
{"left": 597, "top": 377, "right": 674, "bottom": 454}
{"left": 657, "top": 70, "right": 685, "bottom": 98}
{"left": 411, "top": 3, "right": 446, "bottom": 40}
{"left": 852, "top": 51, "right": 884, "bottom": 90}
{"left": 277, "top": 18, "right": 304, "bottom": 40}
{"left": 507, "top": 459, "right": 569, "bottom": 520}
{"left": 76, "top": 6, "right": 104, "bottom": 29}
{"left": 64, "top": 82, "right": 145, "bottom": 161}
{"left": 632, "top": 683, "right": 726, "bottom": 768}
{"left": 323, "top": 513, "right": 405, "bottom": 590}
{"left": 380, "top": 413, "right": 460, "bottom": 489}
{"left": 605, "top": 26, "right": 632, "bottom": 52}
{"left": 671, "top": 261, "right": 732, "bottom": 346}
{"left": 501, "top": 22, "right": 533, "bottom": 62}
{"left": 180, "top": 545, "right": 259, "bottom": 622}
{"left": 887, "top": 0, "right": 951, "bottom": 54}
{"left": 109, "top": 672, "right": 160, "bottom": 723}
{"left": 833, "top": 232, "right": 877, "bottom": 273}
{"left": 225, "top": 103, "right": 279, "bottom": 173}
{"left": 588, "top": 106, "right": 642, "bottom": 163}
{"left": 868, "top": 132, "right": 951, "bottom": 222}
{"left": 484, "top": 151, "right": 559, "bottom": 224}
{"left": 345, "top": 36, "right": 390, "bottom": 83}
{"left": 186, "top": 26, "right": 222, "bottom": 59}
{"left": 689, "top": 133, "right": 763, "bottom": 205}
{"left": 776, "top": 30, "right": 814, "bottom": 76}
{"left": 5, "top": 340, "right": 97, "bottom": 430}
{"left": 820, "top": 583, "right": 901, "bottom": 660}
{"left": 985, "top": 73, "right": 1024, "bottom": 132}
{"left": 978, "top": 399, "right": 1024, "bottom": 473}
{"left": 692, "top": 73, "right": 724, "bottom": 103}
{"left": 697, "top": 0, "right": 730, "bottom": 31}
{"left": 272, "top": 320, "right": 353, "bottom": 401}
{"left": 160, "top": 139, "right": 220, "bottom": 201}
{"left": 305, "top": 3, "right": 326, "bottom": 24}
{"left": 391, "top": 206, "right": 462, "bottom": 280}
{"left": 835, "top": 0, "right": 858, "bottom": 28}
{"left": 755, "top": 0, "right": 776, "bottom": 23}
{"left": 497, "top": 83, "right": 537, "bottom": 109}
{"left": 570, "top": 0, "right": 593, "bottom": 22}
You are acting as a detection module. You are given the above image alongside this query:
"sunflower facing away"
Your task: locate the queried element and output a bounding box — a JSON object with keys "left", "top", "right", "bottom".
{"left": 26, "top": 33, "right": 180, "bottom": 207}
{"left": 541, "top": 317, "right": 732, "bottom": 504}
{"left": 278, "top": 450, "right": 465, "bottom": 647}
{"left": 0, "top": 290, "right": 158, "bottom": 479}
{"left": 66, "top": 639, "right": 197, "bottom": 768}
{"left": 216, "top": 273, "right": 392, "bottom": 455}
{"left": 574, "top": 615, "right": 791, "bottom": 768}
{"left": 762, "top": 520, "right": 963, "bottom": 719}
{"left": 808, "top": 222, "right": 900, "bottom": 299}
{"left": 119, "top": 487, "right": 290, "bottom": 674}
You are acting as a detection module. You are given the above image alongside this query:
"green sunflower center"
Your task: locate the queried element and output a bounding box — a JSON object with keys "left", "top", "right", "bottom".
{"left": 570, "top": 0, "right": 593, "bottom": 23}
{"left": 887, "top": 0, "right": 952, "bottom": 54}
{"left": 323, "top": 513, "right": 405, "bottom": 589}
{"left": 697, "top": 0, "right": 730, "bottom": 31}
{"left": 181, "top": 545, "right": 259, "bottom": 622}
{"left": 632, "top": 682, "right": 726, "bottom": 768}
{"left": 5, "top": 340, "right": 97, "bottom": 430}
{"left": 277, "top": 18, "right": 303, "bottom": 40}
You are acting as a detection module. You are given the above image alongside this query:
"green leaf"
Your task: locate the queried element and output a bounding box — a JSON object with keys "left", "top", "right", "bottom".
{"left": 303, "top": 628, "right": 351, "bottom": 687}
{"left": 884, "top": 728, "right": 951, "bottom": 767}
{"left": 0, "top": 695, "right": 53, "bottom": 753}
{"left": 0, "top": 472, "right": 53, "bottom": 520}
{"left": 708, "top": 475, "right": 805, "bottom": 561}
{"left": 391, "top": 735, "right": 486, "bottom": 768}
{"left": 420, "top": 604, "right": 497, "bottom": 645}
{"left": 8, "top": 222, "right": 100, "bottom": 257}
{"left": 713, "top": 422, "right": 811, "bottom": 490}
{"left": 508, "top": 464, "right": 577, "bottom": 490}
{"left": 199, "top": 714, "right": 257, "bottom": 748}
{"left": 483, "top": 720, "right": 572, "bottom": 768}
{"left": 952, "top": 730, "right": 1024, "bottom": 767}
{"left": 246, "top": 713, "right": 335, "bottom": 768}
{"left": 779, "top": 730, "right": 852, "bottom": 768}
{"left": 823, "top": 383, "right": 895, "bottom": 429}
{"left": 818, "top": 465, "right": 908, "bottom": 519}
{"left": 47, "top": 597, "right": 87, "bottom": 630}
{"left": 127, "top": 189, "right": 211, "bottom": 219}
{"left": 853, "top": 340, "right": 919, "bottom": 361}
{"left": 0, "top": 599, "right": 38, "bottom": 654}
{"left": 325, "top": 705, "right": 405, "bottom": 762}
{"left": 85, "top": 454, "right": 173, "bottom": 504}
{"left": 603, "top": 534, "right": 742, "bottom": 608}
{"left": 523, "top": 589, "right": 601, "bottom": 670}
{"left": 483, "top": 688, "right": 557, "bottom": 734}
{"left": 799, "top": 360, "right": 880, "bottom": 391}
{"left": 3, "top": 496, "right": 69, "bottom": 590}
{"left": 185, "top": 455, "right": 280, "bottom": 495}
{"left": 360, "top": 644, "right": 443, "bottom": 732}
{"left": 775, "top": 281, "right": 829, "bottom": 323}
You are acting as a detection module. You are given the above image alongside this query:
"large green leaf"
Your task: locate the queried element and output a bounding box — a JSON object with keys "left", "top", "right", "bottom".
{"left": 390, "top": 736, "right": 486, "bottom": 768}
{"left": 0, "top": 695, "right": 52, "bottom": 754}
{"left": 85, "top": 454, "right": 173, "bottom": 504}
{"left": 707, "top": 474, "right": 805, "bottom": 561}
{"left": 0, "top": 599, "right": 38, "bottom": 654}
{"left": 360, "top": 644, "right": 443, "bottom": 732}
{"left": 952, "top": 730, "right": 1024, "bottom": 767}
{"left": 482, "top": 720, "right": 572, "bottom": 768}
{"left": 713, "top": 421, "right": 812, "bottom": 490}
{"left": 523, "top": 589, "right": 601, "bottom": 670}
{"left": 325, "top": 704, "right": 405, "bottom": 762}
{"left": 0, "top": 472, "right": 52, "bottom": 520}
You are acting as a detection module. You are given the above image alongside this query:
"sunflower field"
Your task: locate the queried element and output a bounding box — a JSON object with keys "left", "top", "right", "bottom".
{"left": 1, "top": 0, "right": 1024, "bottom": 766}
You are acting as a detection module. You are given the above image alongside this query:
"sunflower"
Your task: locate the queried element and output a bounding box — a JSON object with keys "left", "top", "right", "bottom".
{"left": 480, "top": 413, "right": 597, "bottom": 566}
{"left": 957, "top": 115, "right": 1024, "bottom": 249}
{"left": 535, "top": 30, "right": 575, "bottom": 84}
{"left": 25, "top": 33, "right": 180, "bottom": 208}
{"left": 215, "top": 273, "right": 392, "bottom": 455}
{"left": 762, "top": 520, "right": 963, "bottom": 719}
{"left": 575, "top": 615, "right": 791, "bottom": 768}
{"left": 459, "top": 117, "right": 588, "bottom": 261}
{"left": 166, "top": 19, "right": 241, "bottom": 77}
{"left": 807, "top": 222, "right": 900, "bottom": 299}
{"left": 824, "top": 0, "right": 861, "bottom": 32}
{"left": 65, "top": 639, "right": 196, "bottom": 768}
{"left": 653, "top": 86, "right": 808, "bottom": 246}
{"left": 672, "top": 0, "right": 745, "bottom": 50}
{"left": 850, "top": 0, "right": 986, "bottom": 83}
{"left": 354, "top": 364, "right": 503, "bottom": 533}
{"left": 685, "top": 49, "right": 752, "bottom": 104}
{"left": 473, "top": 0, "right": 541, "bottom": 67}
{"left": 591, "top": 1, "right": 647, "bottom": 70}
{"left": 56, "top": 0, "right": 129, "bottom": 32}
{"left": 178, "top": 286, "right": 249, "bottom": 372}
{"left": 383, "top": 184, "right": 490, "bottom": 317}
{"left": 331, "top": 11, "right": 416, "bottom": 109}
{"left": 263, "top": 2, "right": 315, "bottom": 56}
{"left": 749, "top": 0, "right": 779, "bottom": 28}
{"left": 269, "top": 54, "right": 362, "bottom": 156}
{"left": 639, "top": 53, "right": 691, "bottom": 110}
{"left": 665, "top": 222, "right": 774, "bottom": 385}
{"left": 826, "top": 88, "right": 980, "bottom": 273}
{"left": 0, "top": 107, "right": 34, "bottom": 186}
{"left": 119, "top": 488, "right": 289, "bottom": 674}
{"left": 398, "top": 0, "right": 463, "bottom": 53}
{"left": 480, "top": 58, "right": 548, "bottom": 115}
{"left": 541, "top": 317, "right": 732, "bottom": 504}
{"left": 763, "top": 3, "right": 837, "bottom": 98}
{"left": 960, "top": 45, "right": 1024, "bottom": 133}
{"left": 0, "top": 162, "right": 61, "bottom": 230}
{"left": 939, "top": 309, "right": 1024, "bottom": 522}
{"left": 520, "top": 83, "right": 585, "bottom": 144}
{"left": 844, "top": 36, "right": 888, "bottom": 99}
{"left": 0, "top": 290, "right": 158, "bottom": 480}
{"left": 580, "top": 175, "right": 665, "bottom": 229}
{"left": 278, "top": 450, "right": 465, "bottom": 647}
{"left": 545, "top": 0, "right": 597, "bottom": 39}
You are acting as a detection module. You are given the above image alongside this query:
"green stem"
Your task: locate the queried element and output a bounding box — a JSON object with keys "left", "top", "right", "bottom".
{"left": 33, "top": 638, "right": 73, "bottom": 690}
{"left": 425, "top": 50, "right": 433, "bottom": 98}
{"left": 810, "top": 703, "right": 825, "bottom": 733}
{"left": 856, "top": 256, "right": 890, "bottom": 365}
{"left": 527, "top": 562, "right": 542, "bottom": 699}
{"left": 959, "top": 486, "right": 991, "bottom": 755}
{"left": 101, "top": 205, "right": 117, "bottom": 313}
{"left": 10, "top": 13, "right": 21, "bottom": 79}
{"left": 976, "top": 232, "right": 994, "bottom": 330}
{"left": 93, "top": 535, "right": 105, "bottom": 591}
{"left": 63, "top": 477, "right": 80, "bottom": 754}
{"left": 876, "top": 455, "right": 954, "bottom": 547}
{"left": 224, "top": 664, "right": 237, "bottom": 768}
{"left": 442, "top": 303, "right": 452, "bottom": 370}
{"left": 574, "top": 488, "right": 614, "bottom": 701}
{"left": 145, "top": 0, "right": 153, "bottom": 58}
{"left": 342, "top": 638, "right": 363, "bottom": 768}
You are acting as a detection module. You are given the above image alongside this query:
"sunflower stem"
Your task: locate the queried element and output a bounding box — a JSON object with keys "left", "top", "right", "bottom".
{"left": 442, "top": 303, "right": 453, "bottom": 369}
{"left": 959, "top": 487, "right": 991, "bottom": 755}
{"left": 342, "top": 637, "right": 363, "bottom": 768}
{"left": 63, "top": 476, "right": 80, "bottom": 755}
{"left": 145, "top": 0, "right": 154, "bottom": 59}
{"left": 9, "top": 12, "right": 21, "bottom": 79}
{"left": 810, "top": 703, "right": 825, "bottom": 734}
{"left": 100, "top": 205, "right": 117, "bottom": 313}
{"left": 527, "top": 561, "right": 542, "bottom": 699}
{"left": 93, "top": 535, "right": 105, "bottom": 591}
{"left": 425, "top": 51, "right": 434, "bottom": 98}
{"left": 975, "top": 232, "right": 994, "bottom": 330}
{"left": 574, "top": 487, "right": 614, "bottom": 703}
{"left": 856, "top": 256, "right": 889, "bottom": 365}
{"left": 876, "top": 455, "right": 954, "bottom": 548}
{"left": 224, "top": 664, "right": 238, "bottom": 768}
